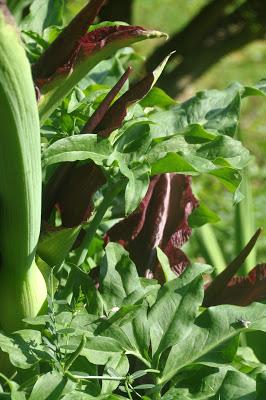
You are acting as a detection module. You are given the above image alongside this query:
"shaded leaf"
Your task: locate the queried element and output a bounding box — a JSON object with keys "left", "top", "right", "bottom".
{"left": 22, "top": 0, "right": 64, "bottom": 35}
{"left": 0, "top": 330, "right": 41, "bottom": 369}
{"left": 37, "top": 225, "right": 81, "bottom": 265}
{"left": 29, "top": 371, "right": 75, "bottom": 400}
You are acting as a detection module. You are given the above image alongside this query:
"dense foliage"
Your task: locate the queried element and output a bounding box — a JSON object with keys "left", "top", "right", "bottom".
{"left": 0, "top": 0, "right": 266, "bottom": 399}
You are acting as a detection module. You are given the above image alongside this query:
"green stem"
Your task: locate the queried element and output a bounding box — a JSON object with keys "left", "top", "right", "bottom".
{"left": 152, "top": 377, "right": 162, "bottom": 400}
{"left": 76, "top": 181, "right": 123, "bottom": 267}
{"left": 126, "top": 351, "right": 151, "bottom": 368}
{"left": 67, "top": 372, "right": 126, "bottom": 381}
{"left": 195, "top": 224, "right": 227, "bottom": 275}
{"left": 64, "top": 334, "right": 86, "bottom": 372}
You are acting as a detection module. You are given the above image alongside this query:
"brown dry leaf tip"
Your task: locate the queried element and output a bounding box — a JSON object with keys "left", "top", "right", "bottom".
{"left": 204, "top": 227, "right": 263, "bottom": 307}
{"left": 32, "top": 0, "right": 107, "bottom": 80}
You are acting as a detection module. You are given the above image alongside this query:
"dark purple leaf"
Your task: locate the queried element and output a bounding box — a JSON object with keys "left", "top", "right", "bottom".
{"left": 205, "top": 263, "right": 266, "bottom": 306}
{"left": 57, "top": 163, "right": 106, "bottom": 227}
{"left": 96, "top": 68, "right": 158, "bottom": 137}
{"left": 105, "top": 173, "right": 198, "bottom": 279}
{"left": 82, "top": 66, "right": 132, "bottom": 133}
{"left": 32, "top": 0, "right": 106, "bottom": 80}
{"left": 203, "top": 227, "right": 263, "bottom": 307}
{"left": 35, "top": 24, "right": 154, "bottom": 88}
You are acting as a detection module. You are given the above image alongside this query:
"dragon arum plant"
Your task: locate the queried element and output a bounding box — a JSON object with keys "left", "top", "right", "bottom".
{"left": 0, "top": 0, "right": 167, "bottom": 333}
{"left": 1, "top": 0, "right": 266, "bottom": 397}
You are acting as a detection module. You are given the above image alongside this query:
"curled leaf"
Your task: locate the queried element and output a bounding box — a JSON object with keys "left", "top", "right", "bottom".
{"left": 38, "top": 27, "right": 168, "bottom": 122}
{"left": 105, "top": 173, "right": 198, "bottom": 280}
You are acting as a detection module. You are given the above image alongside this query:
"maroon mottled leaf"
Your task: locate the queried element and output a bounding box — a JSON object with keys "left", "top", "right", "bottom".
{"left": 203, "top": 227, "right": 263, "bottom": 307}
{"left": 105, "top": 173, "right": 198, "bottom": 279}
{"left": 205, "top": 264, "right": 266, "bottom": 306}
{"left": 32, "top": 0, "right": 106, "bottom": 80}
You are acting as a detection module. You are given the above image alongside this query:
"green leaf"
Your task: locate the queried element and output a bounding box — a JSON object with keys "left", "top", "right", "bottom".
{"left": 0, "top": 330, "right": 41, "bottom": 369}
{"left": 102, "top": 354, "right": 129, "bottom": 394}
{"left": 148, "top": 264, "right": 211, "bottom": 359}
{"left": 117, "top": 157, "right": 150, "bottom": 215}
{"left": 216, "top": 370, "right": 256, "bottom": 399}
{"left": 140, "top": 87, "right": 176, "bottom": 109}
{"left": 131, "top": 306, "right": 150, "bottom": 359}
{"left": 22, "top": 0, "right": 64, "bottom": 35}
{"left": 188, "top": 203, "right": 221, "bottom": 228}
{"left": 147, "top": 134, "right": 245, "bottom": 193}
{"left": 150, "top": 152, "right": 198, "bottom": 176}
{"left": 148, "top": 83, "right": 242, "bottom": 138}
{"left": 196, "top": 135, "right": 250, "bottom": 169}
{"left": 37, "top": 226, "right": 82, "bottom": 266}
{"left": 256, "top": 371, "right": 266, "bottom": 400}
{"left": 81, "top": 337, "right": 123, "bottom": 365}
{"left": 161, "top": 302, "right": 266, "bottom": 385}
{"left": 156, "top": 248, "right": 176, "bottom": 282}
{"left": 161, "top": 366, "right": 247, "bottom": 400}
{"left": 0, "top": 372, "right": 26, "bottom": 399}
{"left": 29, "top": 371, "right": 75, "bottom": 400}
{"left": 42, "top": 134, "right": 112, "bottom": 166}
{"left": 95, "top": 305, "right": 142, "bottom": 335}
{"left": 100, "top": 243, "right": 142, "bottom": 310}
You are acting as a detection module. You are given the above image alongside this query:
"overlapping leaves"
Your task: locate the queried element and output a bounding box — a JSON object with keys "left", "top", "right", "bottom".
{"left": 43, "top": 80, "right": 266, "bottom": 206}
{"left": 2, "top": 243, "right": 266, "bottom": 398}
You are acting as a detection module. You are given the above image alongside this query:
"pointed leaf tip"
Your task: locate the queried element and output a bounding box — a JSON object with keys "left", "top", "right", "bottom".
{"left": 204, "top": 227, "right": 263, "bottom": 307}
{"left": 82, "top": 66, "right": 132, "bottom": 134}
{"left": 208, "top": 263, "right": 266, "bottom": 306}
{"left": 33, "top": 0, "right": 107, "bottom": 80}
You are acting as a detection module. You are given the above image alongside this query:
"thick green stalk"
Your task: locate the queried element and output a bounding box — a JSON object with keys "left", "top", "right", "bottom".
{"left": 234, "top": 129, "right": 256, "bottom": 275}
{"left": 195, "top": 224, "right": 227, "bottom": 275}
{"left": 0, "top": 7, "right": 46, "bottom": 332}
